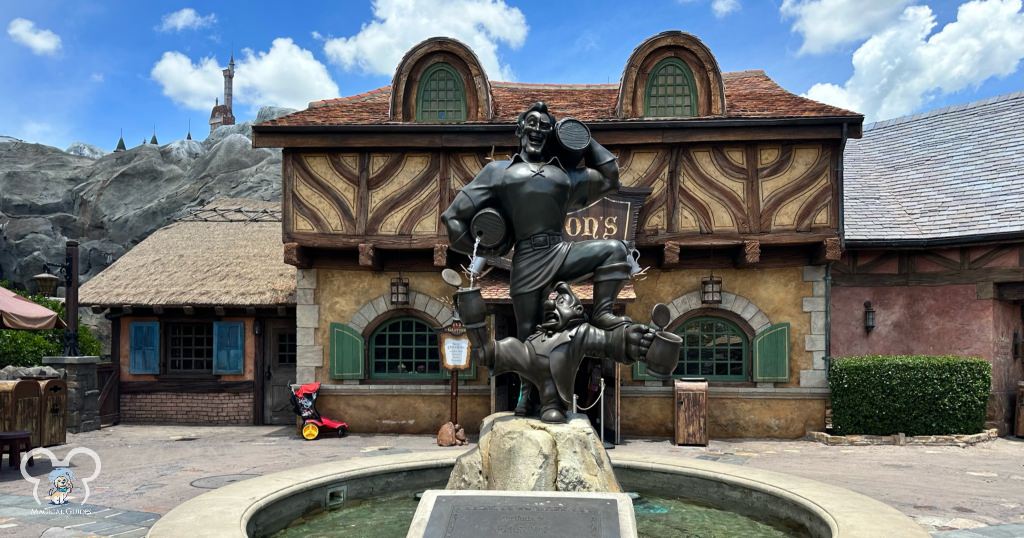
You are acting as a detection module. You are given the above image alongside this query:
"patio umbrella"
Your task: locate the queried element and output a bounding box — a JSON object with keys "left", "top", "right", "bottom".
{"left": 0, "top": 285, "right": 63, "bottom": 330}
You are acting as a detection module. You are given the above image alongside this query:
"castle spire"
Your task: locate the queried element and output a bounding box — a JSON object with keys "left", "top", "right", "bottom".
{"left": 150, "top": 125, "right": 158, "bottom": 145}
{"left": 114, "top": 128, "right": 126, "bottom": 152}
{"left": 186, "top": 119, "right": 192, "bottom": 141}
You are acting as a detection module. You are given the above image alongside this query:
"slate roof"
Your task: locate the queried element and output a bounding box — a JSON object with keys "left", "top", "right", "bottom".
{"left": 258, "top": 70, "right": 858, "bottom": 127}
{"left": 844, "top": 92, "right": 1024, "bottom": 244}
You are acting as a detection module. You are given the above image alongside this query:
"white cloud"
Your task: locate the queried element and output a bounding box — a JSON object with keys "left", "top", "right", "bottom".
{"left": 322, "top": 0, "right": 527, "bottom": 80}
{"left": 158, "top": 8, "right": 216, "bottom": 32}
{"left": 151, "top": 38, "right": 340, "bottom": 111}
{"left": 7, "top": 18, "right": 61, "bottom": 56}
{"left": 90, "top": 72, "right": 104, "bottom": 83}
{"left": 711, "top": 0, "right": 740, "bottom": 18}
{"left": 805, "top": 0, "right": 1024, "bottom": 121}
{"left": 781, "top": 0, "right": 914, "bottom": 55}
{"left": 677, "top": 0, "right": 740, "bottom": 18}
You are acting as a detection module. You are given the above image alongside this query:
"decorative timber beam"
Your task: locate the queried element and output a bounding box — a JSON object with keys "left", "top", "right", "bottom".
{"left": 358, "top": 243, "right": 376, "bottom": 268}
{"left": 283, "top": 242, "right": 312, "bottom": 269}
{"left": 214, "top": 306, "right": 226, "bottom": 316}
{"left": 433, "top": 244, "right": 448, "bottom": 268}
{"left": 739, "top": 240, "right": 760, "bottom": 266}
{"left": 663, "top": 241, "right": 680, "bottom": 266}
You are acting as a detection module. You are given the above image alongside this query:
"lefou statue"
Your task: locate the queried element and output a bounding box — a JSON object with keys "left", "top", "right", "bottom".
{"left": 456, "top": 281, "right": 678, "bottom": 423}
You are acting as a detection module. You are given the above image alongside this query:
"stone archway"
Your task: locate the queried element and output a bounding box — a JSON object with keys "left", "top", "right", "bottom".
{"left": 665, "top": 291, "right": 771, "bottom": 334}
{"left": 347, "top": 290, "right": 453, "bottom": 334}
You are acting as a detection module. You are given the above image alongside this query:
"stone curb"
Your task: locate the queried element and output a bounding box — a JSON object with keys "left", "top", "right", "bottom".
{"left": 150, "top": 450, "right": 926, "bottom": 538}
{"left": 807, "top": 429, "right": 999, "bottom": 447}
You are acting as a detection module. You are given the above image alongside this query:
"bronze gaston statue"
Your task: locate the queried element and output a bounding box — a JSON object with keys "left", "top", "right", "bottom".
{"left": 441, "top": 102, "right": 680, "bottom": 422}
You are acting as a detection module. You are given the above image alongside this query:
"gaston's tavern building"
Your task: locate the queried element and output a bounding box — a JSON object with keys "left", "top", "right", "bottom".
{"left": 248, "top": 31, "right": 866, "bottom": 439}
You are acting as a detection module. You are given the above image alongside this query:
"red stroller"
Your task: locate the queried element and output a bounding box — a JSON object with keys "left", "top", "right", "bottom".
{"left": 290, "top": 382, "right": 349, "bottom": 440}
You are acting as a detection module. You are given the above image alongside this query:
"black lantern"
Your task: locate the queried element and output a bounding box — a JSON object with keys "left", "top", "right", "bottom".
{"left": 33, "top": 268, "right": 60, "bottom": 297}
{"left": 701, "top": 273, "right": 723, "bottom": 305}
{"left": 863, "top": 301, "right": 876, "bottom": 333}
{"left": 390, "top": 276, "right": 410, "bottom": 305}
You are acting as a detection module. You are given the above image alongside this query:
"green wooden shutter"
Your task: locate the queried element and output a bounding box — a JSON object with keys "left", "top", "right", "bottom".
{"left": 330, "top": 323, "right": 364, "bottom": 379}
{"left": 213, "top": 321, "right": 245, "bottom": 374}
{"left": 753, "top": 322, "right": 790, "bottom": 382}
{"left": 129, "top": 321, "right": 160, "bottom": 374}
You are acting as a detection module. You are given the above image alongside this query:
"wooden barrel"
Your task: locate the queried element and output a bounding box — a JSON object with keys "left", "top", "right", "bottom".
{"left": 0, "top": 380, "right": 41, "bottom": 447}
{"left": 37, "top": 379, "right": 67, "bottom": 447}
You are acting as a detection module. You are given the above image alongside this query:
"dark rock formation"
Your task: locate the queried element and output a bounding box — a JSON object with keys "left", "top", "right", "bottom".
{"left": 0, "top": 107, "right": 290, "bottom": 291}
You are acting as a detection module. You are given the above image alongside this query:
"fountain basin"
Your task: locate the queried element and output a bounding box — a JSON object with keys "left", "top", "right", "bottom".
{"left": 149, "top": 451, "right": 927, "bottom": 537}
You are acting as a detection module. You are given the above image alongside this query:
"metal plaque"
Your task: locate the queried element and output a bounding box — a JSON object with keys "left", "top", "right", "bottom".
{"left": 423, "top": 495, "right": 623, "bottom": 538}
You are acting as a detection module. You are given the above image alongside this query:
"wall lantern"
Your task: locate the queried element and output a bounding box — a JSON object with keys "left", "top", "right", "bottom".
{"left": 701, "top": 273, "right": 723, "bottom": 305}
{"left": 390, "top": 276, "right": 410, "bottom": 306}
{"left": 863, "top": 301, "right": 876, "bottom": 333}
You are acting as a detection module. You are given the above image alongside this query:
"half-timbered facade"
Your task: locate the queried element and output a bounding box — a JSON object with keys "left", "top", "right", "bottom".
{"left": 253, "top": 32, "right": 863, "bottom": 438}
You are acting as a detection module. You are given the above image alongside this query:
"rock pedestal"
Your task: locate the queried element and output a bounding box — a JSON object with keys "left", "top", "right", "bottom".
{"left": 447, "top": 412, "right": 621, "bottom": 492}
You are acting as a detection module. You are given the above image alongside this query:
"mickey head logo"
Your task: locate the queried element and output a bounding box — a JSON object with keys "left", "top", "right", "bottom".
{"left": 20, "top": 447, "right": 102, "bottom": 505}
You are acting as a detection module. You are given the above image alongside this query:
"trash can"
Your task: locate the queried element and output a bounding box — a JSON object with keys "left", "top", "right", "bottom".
{"left": 1016, "top": 381, "right": 1023, "bottom": 438}
{"left": 0, "top": 380, "right": 41, "bottom": 447}
{"left": 674, "top": 378, "right": 708, "bottom": 446}
{"left": 37, "top": 379, "right": 67, "bottom": 447}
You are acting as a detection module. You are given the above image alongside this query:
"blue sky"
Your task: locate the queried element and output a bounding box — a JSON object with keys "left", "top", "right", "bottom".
{"left": 2, "top": 0, "right": 1023, "bottom": 150}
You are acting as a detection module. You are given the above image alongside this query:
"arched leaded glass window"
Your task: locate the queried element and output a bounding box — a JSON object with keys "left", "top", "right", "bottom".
{"left": 675, "top": 316, "right": 748, "bottom": 380}
{"left": 369, "top": 316, "right": 442, "bottom": 378}
{"left": 645, "top": 58, "right": 697, "bottom": 118}
{"left": 416, "top": 63, "right": 466, "bottom": 123}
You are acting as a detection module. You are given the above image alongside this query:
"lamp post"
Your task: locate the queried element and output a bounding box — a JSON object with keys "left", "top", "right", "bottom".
{"left": 32, "top": 241, "right": 80, "bottom": 356}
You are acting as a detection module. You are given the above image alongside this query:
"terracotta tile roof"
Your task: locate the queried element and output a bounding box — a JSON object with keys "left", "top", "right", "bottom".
{"left": 477, "top": 275, "right": 636, "bottom": 303}
{"left": 259, "top": 71, "right": 859, "bottom": 128}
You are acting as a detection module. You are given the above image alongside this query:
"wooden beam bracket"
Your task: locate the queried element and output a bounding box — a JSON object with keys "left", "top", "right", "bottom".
{"left": 663, "top": 241, "right": 680, "bottom": 266}
{"left": 358, "top": 243, "right": 376, "bottom": 268}
{"left": 433, "top": 244, "right": 448, "bottom": 268}
{"left": 283, "top": 242, "right": 312, "bottom": 269}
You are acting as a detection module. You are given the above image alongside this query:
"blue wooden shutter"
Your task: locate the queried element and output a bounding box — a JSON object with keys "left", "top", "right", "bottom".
{"left": 129, "top": 322, "right": 160, "bottom": 374}
{"left": 213, "top": 321, "right": 245, "bottom": 374}
{"left": 330, "top": 323, "right": 364, "bottom": 379}
{"left": 753, "top": 323, "right": 790, "bottom": 382}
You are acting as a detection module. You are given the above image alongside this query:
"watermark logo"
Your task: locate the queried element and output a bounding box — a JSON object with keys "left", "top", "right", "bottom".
{"left": 20, "top": 447, "right": 101, "bottom": 506}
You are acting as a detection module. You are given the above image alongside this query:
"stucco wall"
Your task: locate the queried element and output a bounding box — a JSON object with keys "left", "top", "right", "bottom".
{"left": 620, "top": 394, "right": 826, "bottom": 439}
{"left": 831, "top": 284, "right": 994, "bottom": 358}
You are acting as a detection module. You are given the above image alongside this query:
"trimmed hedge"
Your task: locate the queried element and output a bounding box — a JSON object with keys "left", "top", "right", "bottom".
{"left": 829, "top": 355, "right": 990, "bottom": 436}
{"left": 0, "top": 281, "right": 102, "bottom": 367}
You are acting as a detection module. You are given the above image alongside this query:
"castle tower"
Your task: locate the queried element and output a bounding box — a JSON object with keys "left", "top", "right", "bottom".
{"left": 114, "top": 129, "right": 126, "bottom": 152}
{"left": 209, "top": 54, "right": 237, "bottom": 133}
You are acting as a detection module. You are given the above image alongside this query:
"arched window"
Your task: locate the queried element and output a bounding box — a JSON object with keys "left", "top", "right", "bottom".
{"left": 416, "top": 63, "right": 466, "bottom": 123}
{"left": 675, "top": 316, "right": 748, "bottom": 380}
{"left": 644, "top": 58, "right": 697, "bottom": 118}
{"left": 369, "top": 316, "right": 441, "bottom": 378}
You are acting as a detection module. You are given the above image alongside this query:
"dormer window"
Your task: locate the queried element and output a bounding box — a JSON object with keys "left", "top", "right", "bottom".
{"left": 644, "top": 57, "right": 697, "bottom": 118}
{"left": 416, "top": 63, "right": 466, "bottom": 123}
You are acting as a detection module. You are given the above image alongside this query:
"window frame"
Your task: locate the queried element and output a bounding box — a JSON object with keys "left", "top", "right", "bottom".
{"left": 366, "top": 314, "right": 445, "bottom": 380}
{"left": 415, "top": 63, "right": 467, "bottom": 123}
{"left": 164, "top": 321, "right": 215, "bottom": 375}
{"left": 670, "top": 312, "right": 751, "bottom": 382}
{"left": 644, "top": 57, "right": 698, "bottom": 118}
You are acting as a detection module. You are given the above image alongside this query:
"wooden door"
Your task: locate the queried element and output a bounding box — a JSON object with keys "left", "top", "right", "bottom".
{"left": 264, "top": 324, "right": 297, "bottom": 425}
{"left": 97, "top": 361, "right": 119, "bottom": 426}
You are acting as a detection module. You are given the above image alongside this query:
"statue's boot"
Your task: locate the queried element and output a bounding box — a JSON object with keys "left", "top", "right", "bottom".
{"left": 540, "top": 407, "right": 567, "bottom": 424}
{"left": 591, "top": 262, "right": 633, "bottom": 330}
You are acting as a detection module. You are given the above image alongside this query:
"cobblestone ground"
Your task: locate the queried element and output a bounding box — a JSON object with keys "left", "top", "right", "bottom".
{"left": 0, "top": 425, "right": 1021, "bottom": 536}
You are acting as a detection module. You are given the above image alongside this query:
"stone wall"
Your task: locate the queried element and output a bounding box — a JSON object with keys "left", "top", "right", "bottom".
{"left": 120, "top": 392, "right": 253, "bottom": 425}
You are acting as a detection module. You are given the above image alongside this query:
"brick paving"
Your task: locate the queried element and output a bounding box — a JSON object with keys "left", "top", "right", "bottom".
{"left": 0, "top": 425, "right": 1021, "bottom": 536}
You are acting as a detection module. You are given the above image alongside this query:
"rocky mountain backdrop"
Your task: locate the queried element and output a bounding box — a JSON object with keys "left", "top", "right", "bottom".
{"left": 0, "top": 106, "right": 294, "bottom": 291}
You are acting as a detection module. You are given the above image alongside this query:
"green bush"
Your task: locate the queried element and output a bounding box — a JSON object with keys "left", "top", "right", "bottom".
{"left": 0, "top": 282, "right": 102, "bottom": 367}
{"left": 829, "top": 355, "right": 990, "bottom": 436}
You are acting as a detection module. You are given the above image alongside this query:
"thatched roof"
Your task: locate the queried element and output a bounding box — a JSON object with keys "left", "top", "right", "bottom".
{"left": 80, "top": 201, "right": 294, "bottom": 307}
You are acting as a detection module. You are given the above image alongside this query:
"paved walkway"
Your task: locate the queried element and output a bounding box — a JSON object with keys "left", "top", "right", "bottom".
{"left": 0, "top": 425, "right": 1021, "bottom": 536}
